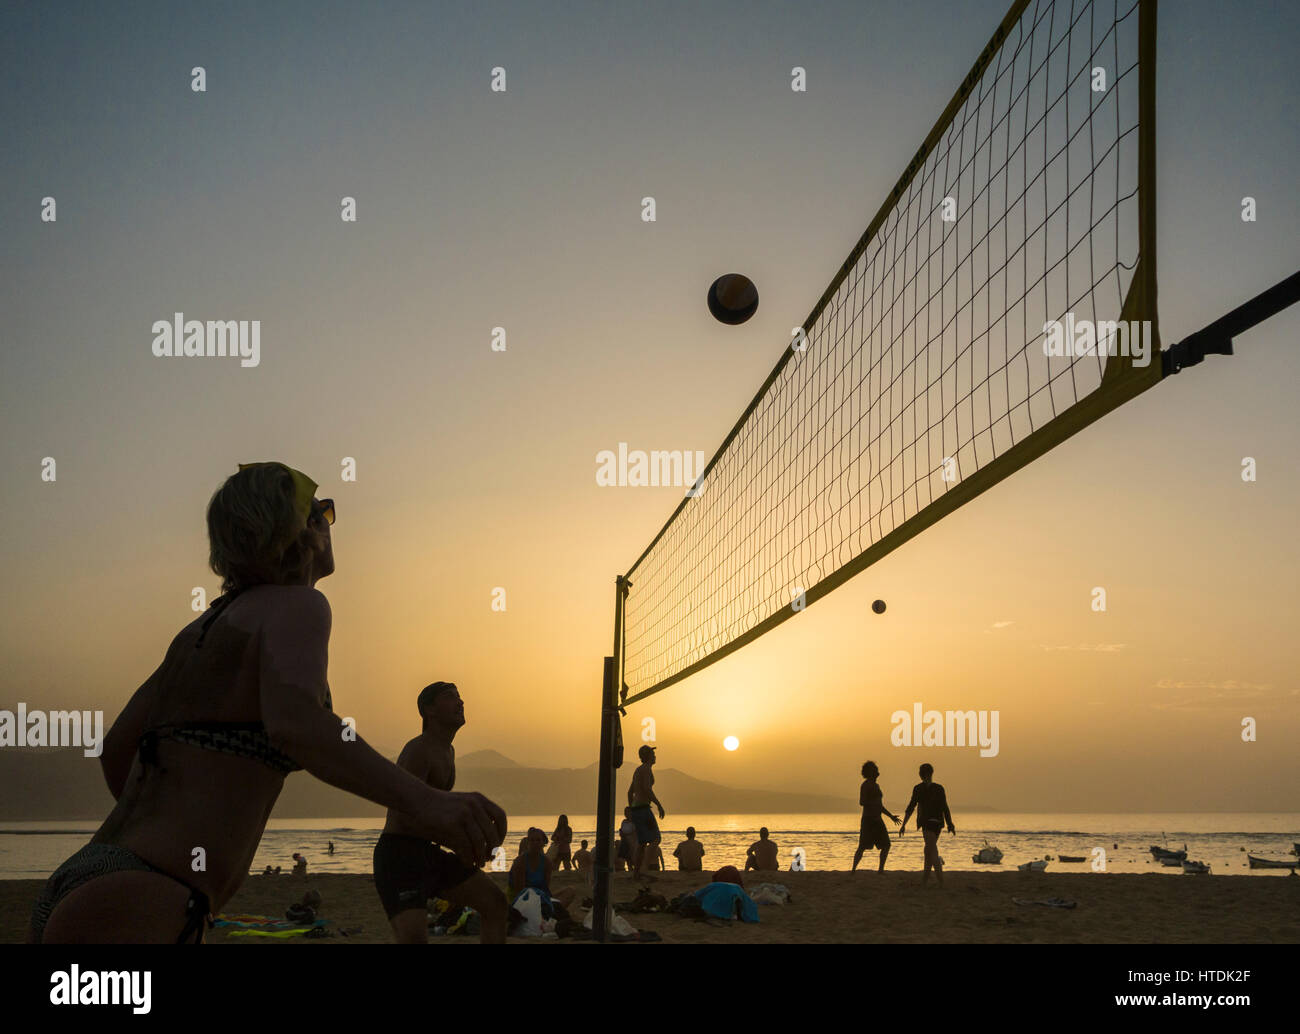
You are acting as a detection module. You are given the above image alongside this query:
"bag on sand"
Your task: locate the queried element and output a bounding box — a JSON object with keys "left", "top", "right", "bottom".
{"left": 511, "top": 889, "right": 548, "bottom": 936}
{"left": 582, "top": 907, "right": 636, "bottom": 937}
{"left": 749, "top": 883, "right": 791, "bottom": 905}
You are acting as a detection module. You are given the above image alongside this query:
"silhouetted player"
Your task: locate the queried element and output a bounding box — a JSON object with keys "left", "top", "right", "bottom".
{"left": 628, "top": 745, "right": 665, "bottom": 879}
{"left": 901, "top": 762, "right": 955, "bottom": 886}
{"left": 852, "top": 761, "right": 899, "bottom": 872}
{"left": 372, "top": 682, "right": 507, "bottom": 943}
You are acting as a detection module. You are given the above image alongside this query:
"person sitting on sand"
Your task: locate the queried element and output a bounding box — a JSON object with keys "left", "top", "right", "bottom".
{"left": 617, "top": 807, "right": 639, "bottom": 873}
{"left": 673, "top": 827, "right": 706, "bottom": 871}
{"left": 745, "top": 828, "right": 780, "bottom": 871}
{"left": 627, "top": 745, "right": 665, "bottom": 879}
{"left": 262, "top": 865, "right": 274, "bottom": 876}
{"left": 647, "top": 843, "right": 665, "bottom": 871}
{"left": 27, "top": 462, "right": 507, "bottom": 945}
{"left": 548, "top": 814, "right": 574, "bottom": 871}
{"left": 852, "top": 761, "right": 900, "bottom": 873}
{"left": 572, "top": 840, "right": 592, "bottom": 871}
{"left": 901, "top": 762, "right": 956, "bottom": 887}
{"left": 509, "top": 827, "right": 576, "bottom": 918}
{"left": 373, "top": 681, "right": 509, "bottom": 944}
{"left": 292, "top": 852, "right": 308, "bottom": 877}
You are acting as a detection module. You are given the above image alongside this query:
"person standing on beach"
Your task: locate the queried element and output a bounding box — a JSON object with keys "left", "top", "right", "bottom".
{"left": 901, "top": 762, "right": 956, "bottom": 887}
{"left": 852, "top": 761, "right": 900, "bottom": 872}
{"left": 28, "top": 462, "right": 506, "bottom": 944}
{"left": 617, "top": 807, "right": 638, "bottom": 871}
{"left": 745, "top": 828, "right": 780, "bottom": 871}
{"left": 628, "top": 745, "right": 665, "bottom": 879}
{"left": 548, "top": 815, "right": 574, "bottom": 871}
{"left": 673, "top": 827, "right": 706, "bottom": 871}
{"left": 373, "top": 682, "right": 509, "bottom": 944}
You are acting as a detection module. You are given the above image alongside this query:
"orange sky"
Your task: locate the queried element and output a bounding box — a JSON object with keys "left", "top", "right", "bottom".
{"left": 2, "top": 0, "right": 1296, "bottom": 812}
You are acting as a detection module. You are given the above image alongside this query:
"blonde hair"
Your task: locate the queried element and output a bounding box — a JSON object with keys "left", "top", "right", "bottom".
{"left": 206, "top": 464, "right": 325, "bottom": 593}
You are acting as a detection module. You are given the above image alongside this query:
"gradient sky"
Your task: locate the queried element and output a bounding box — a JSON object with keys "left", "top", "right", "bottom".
{"left": 2, "top": 0, "right": 1297, "bottom": 813}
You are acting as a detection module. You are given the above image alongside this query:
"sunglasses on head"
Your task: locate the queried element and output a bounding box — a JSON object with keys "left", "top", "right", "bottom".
{"left": 310, "top": 499, "right": 335, "bottom": 526}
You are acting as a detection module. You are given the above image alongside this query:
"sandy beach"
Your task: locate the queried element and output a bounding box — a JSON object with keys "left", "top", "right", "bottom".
{"left": 5, "top": 868, "right": 1296, "bottom": 944}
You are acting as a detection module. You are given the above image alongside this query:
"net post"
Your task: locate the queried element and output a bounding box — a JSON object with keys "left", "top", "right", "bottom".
{"left": 592, "top": 576, "right": 628, "bottom": 942}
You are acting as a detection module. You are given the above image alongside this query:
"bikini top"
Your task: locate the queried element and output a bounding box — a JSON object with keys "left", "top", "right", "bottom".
{"left": 137, "top": 588, "right": 305, "bottom": 777}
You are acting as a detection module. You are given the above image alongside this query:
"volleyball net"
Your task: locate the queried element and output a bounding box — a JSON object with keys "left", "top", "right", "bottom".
{"left": 620, "top": 0, "right": 1162, "bottom": 703}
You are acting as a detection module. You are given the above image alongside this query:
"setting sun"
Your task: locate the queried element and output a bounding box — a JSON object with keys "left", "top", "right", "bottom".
{"left": 723, "top": 736, "right": 740, "bottom": 752}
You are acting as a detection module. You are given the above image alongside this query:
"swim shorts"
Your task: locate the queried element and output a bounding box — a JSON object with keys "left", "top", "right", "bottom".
{"left": 373, "top": 833, "right": 476, "bottom": 919}
{"left": 858, "top": 818, "right": 890, "bottom": 851}
{"left": 628, "top": 804, "right": 661, "bottom": 845}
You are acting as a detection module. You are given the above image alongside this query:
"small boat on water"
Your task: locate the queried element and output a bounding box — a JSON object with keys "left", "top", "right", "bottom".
{"left": 1149, "top": 845, "right": 1187, "bottom": 862}
{"left": 1182, "top": 860, "right": 1211, "bottom": 874}
{"left": 1018, "top": 860, "right": 1048, "bottom": 872}
{"left": 1057, "top": 855, "right": 1087, "bottom": 863}
{"left": 972, "top": 843, "right": 1003, "bottom": 864}
{"left": 1247, "top": 854, "right": 1299, "bottom": 870}
{"left": 1159, "top": 857, "right": 1182, "bottom": 867}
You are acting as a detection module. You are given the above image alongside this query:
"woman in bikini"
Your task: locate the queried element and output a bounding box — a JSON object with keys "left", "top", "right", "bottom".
{"left": 29, "top": 461, "right": 507, "bottom": 943}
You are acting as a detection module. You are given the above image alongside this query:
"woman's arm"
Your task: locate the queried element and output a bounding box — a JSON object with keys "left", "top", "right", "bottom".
{"left": 100, "top": 653, "right": 171, "bottom": 799}
{"left": 258, "top": 587, "right": 506, "bottom": 865}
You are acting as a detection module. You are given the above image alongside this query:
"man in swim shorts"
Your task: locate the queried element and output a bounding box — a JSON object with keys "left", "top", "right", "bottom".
{"left": 901, "top": 762, "right": 956, "bottom": 886}
{"left": 372, "top": 682, "right": 508, "bottom": 942}
{"left": 627, "top": 745, "right": 665, "bottom": 879}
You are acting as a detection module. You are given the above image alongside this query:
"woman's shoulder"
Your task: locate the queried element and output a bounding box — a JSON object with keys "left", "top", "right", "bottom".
{"left": 235, "top": 584, "right": 331, "bottom": 621}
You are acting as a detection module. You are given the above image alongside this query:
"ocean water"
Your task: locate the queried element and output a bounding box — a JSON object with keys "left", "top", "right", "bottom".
{"left": 2, "top": 812, "right": 1297, "bottom": 879}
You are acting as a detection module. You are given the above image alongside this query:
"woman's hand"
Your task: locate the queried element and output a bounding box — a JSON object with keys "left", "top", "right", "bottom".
{"left": 413, "top": 790, "right": 507, "bottom": 867}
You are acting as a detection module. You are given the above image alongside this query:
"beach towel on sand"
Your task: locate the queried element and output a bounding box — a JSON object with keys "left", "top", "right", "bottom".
{"left": 693, "top": 882, "right": 759, "bottom": 922}
{"left": 213, "top": 914, "right": 328, "bottom": 931}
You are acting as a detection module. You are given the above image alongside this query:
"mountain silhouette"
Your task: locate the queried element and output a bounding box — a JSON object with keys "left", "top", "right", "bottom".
{"left": 0, "top": 747, "right": 868, "bottom": 820}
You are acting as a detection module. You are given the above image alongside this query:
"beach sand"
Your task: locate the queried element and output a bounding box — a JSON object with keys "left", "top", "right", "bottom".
{"left": 4, "top": 868, "right": 1297, "bottom": 944}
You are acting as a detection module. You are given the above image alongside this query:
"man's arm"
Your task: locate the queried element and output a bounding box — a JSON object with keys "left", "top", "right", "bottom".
{"left": 941, "top": 787, "right": 955, "bottom": 831}
{"left": 901, "top": 786, "right": 920, "bottom": 830}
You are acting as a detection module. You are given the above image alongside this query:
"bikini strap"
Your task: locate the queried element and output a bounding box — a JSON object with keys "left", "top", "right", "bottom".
{"left": 194, "top": 586, "right": 245, "bottom": 649}
{"left": 178, "top": 887, "right": 212, "bottom": 944}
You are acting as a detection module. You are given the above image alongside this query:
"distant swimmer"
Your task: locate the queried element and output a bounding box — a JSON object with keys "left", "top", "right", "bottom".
{"left": 327, "top": 841, "right": 335, "bottom": 855}
{"left": 745, "top": 828, "right": 779, "bottom": 872}
{"left": 673, "top": 827, "right": 705, "bottom": 872}
{"left": 852, "top": 761, "right": 900, "bottom": 872}
{"left": 901, "top": 762, "right": 955, "bottom": 887}
{"left": 627, "top": 746, "right": 665, "bottom": 880}
{"left": 372, "top": 682, "right": 508, "bottom": 944}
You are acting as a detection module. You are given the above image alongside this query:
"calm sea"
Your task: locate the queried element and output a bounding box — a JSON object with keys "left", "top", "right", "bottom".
{"left": 2, "top": 813, "right": 1297, "bottom": 879}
